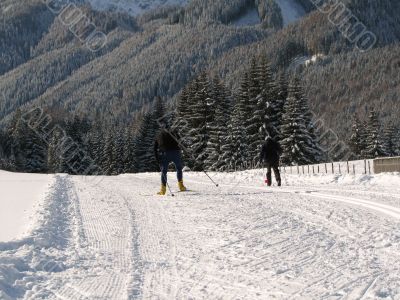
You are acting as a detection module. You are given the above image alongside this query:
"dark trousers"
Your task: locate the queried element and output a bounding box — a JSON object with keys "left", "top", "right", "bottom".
{"left": 160, "top": 150, "right": 183, "bottom": 185}
{"left": 266, "top": 162, "right": 281, "bottom": 186}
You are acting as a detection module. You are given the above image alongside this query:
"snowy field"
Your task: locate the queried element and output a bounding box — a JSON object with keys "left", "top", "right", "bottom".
{"left": 1, "top": 170, "right": 400, "bottom": 299}
{"left": 0, "top": 171, "right": 54, "bottom": 242}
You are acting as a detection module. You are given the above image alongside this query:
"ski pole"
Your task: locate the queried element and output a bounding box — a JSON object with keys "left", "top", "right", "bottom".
{"left": 161, "top": 172, "right": 175, "bottom": 197}
{"left": 165, "top": 180, "right": 175, "bottom": 197}
{"left": 202, "top": 170, "right": 219, "bottom": 187}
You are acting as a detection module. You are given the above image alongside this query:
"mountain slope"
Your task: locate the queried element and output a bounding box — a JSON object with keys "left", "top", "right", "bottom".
{"left": 87, "top": 0, "right": 189, "bottom": 15}
{"left": 0, "top": 0, "right": 399, "bottom": 138}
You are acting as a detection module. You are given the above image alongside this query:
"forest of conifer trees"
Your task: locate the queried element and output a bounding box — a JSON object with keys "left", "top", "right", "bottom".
{"left": 0, "top": 56, "right": 399, "bottom": 175}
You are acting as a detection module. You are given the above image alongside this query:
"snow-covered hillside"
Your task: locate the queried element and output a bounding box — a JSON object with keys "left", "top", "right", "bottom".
{"left": 1, "top": 170, "right": 400, "bottom": 299}
{"left": 275, "top": 0, "right": 305, "bottom": 26}
{"left": 87, "top": 0, "right": 188, "bottom": 15}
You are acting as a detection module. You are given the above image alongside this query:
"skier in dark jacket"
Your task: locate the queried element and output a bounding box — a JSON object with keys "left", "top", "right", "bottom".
{"left": 260, "top": 137, "right": 282, "bottom": 186}
{"left": 154, "top": 128, "right": 187, "bottom": 195}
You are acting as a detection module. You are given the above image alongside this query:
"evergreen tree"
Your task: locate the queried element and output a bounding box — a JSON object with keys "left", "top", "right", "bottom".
{"left": 113, "top": 130, "right": 126, "bottom": 175}
{"left": 10, "top": 110, "right": 47, "bottom": 173}
{"left": 204, "top": 77, "right": 232, "bottom": 171}
{"left": 348, "top": 115, "right": 366, "bottom": 158}
{"left": 244, "top": 63, "right": 262, "bottom": 165}
{"left": 383, "top": 122, "right": 398, "bottom": 157}
{"left": 88, "top": 127, "right": 104, "bottom": 174}
{"left": 362, "top": 110, "right": 388, "bottom": 158}
{"left": 134, "top": 111, "right": 159, "bottom": 172}
{"left": 280, "top": 80, "right": 322, "bottom": 165}
{"left": 185, "top": 73, "right": 213, "bottom": 170}
{"left": 47, "top": 131, "right": 61, "bottom": 173}
{"left": 123, "top": 128, "right": 136, "bottom": 173}
{"left": 101, "top": 132, "right": 115, "bottom": 175}
{"left": 225, "top": 97, "right": 248, "bottom": 171}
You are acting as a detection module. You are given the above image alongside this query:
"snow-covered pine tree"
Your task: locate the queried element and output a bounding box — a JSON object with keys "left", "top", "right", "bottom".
{"left": 234, "top": 71, "right": 252, "bottom": 166}
{"left": 226, "top": 98, "right": 248, "bottom": 171}
{"left": 295, "top": 77, "right": 324, "bottom": 162}
{"left": 362, "top": 110, "right": 388, "bottom": 159}
{"left": 88, "top": 127, "right": 104, "bottom": 174}
{"left": 280, "top": 79, "right": 322, "bottom": 165}
{"left": 245, "top": 60, "right": 263, "bottom": 165}
{"left": 204, "top": 76, "right": 232, "bottom": 171}
{"left": 101, "top": 132, "right": 115, "bottom": 175}
{"left": 134, "top": 112, "right": 159, "bottom": 172}
{"left": 383, "top": 122, "right": 398, "bottom": 157}
{"left": 263, "top": 62, "right": 284, "bottom": 140}
{"left": 177, "top": 85, "right": 190, "bottom": 120}
{"left": 47, "top": 131, "right": 61, "bottom": 173}
{"left": 10, "top": 110, "right": 47, "bottom": 173}
{"left": 185, "top": 73, "right": 213, "bottom": 171}
{"left": 123, "top": 128, "right": 136, "bottom": 173}
{"left": 348, "top": 116, "right": 366, "bottom": 158}
{"left": 113, "top": 130, "right": 125, "bottom": 175}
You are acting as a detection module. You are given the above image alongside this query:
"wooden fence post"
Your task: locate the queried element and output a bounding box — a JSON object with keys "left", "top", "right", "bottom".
{"left": 364, "top": 160, "right": 367, "bottom": 174}
{"left": 331, "top": 162, "right": 334, "bottom": 174}
{"left": 325, "top": 164, "right": 328, "bottom": 173}
{"left": 347, "top": 161, "right": 350, "bottom": 174}
{"left": 353, "top": 164, "right": 355, "bottom": 175}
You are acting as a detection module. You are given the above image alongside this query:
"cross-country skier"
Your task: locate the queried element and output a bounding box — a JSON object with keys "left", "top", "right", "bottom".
{"left": 154, "top": 127, "right": 187, "bottom": 195}
{"left": 260, "top": 136, "right": 282, "bottom": 187}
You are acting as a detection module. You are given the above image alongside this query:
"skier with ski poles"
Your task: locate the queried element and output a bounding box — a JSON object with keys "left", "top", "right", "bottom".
{"left": 154, "top": 126, "right": 187, "bottom": 195}
{"left": 260, "top": 136, "right": 282, "bottom": 187}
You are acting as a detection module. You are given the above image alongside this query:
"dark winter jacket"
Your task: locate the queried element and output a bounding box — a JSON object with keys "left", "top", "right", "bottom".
{"left": 154, "top": 129, "right": 181, "bottom": 162}
{"left": 260, "top": 138, "right": 282, "bottom": 165}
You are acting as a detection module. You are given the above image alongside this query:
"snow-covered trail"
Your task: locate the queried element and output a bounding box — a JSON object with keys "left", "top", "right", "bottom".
{"left": 1, "top": 172, "right": 400, "bottom": 299}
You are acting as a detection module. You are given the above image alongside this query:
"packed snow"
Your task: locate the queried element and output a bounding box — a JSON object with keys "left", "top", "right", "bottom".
{"left": 86, "top": 0, "right": 188, "bottom": 16}
{"left": 0, "top": 171, "right": 53, "bottom": 242}
{"left": 275, "top": 0, "right": 306, "bottom": 26}
{"left": 1, "top": 170, "right": 400, "bottom": 299}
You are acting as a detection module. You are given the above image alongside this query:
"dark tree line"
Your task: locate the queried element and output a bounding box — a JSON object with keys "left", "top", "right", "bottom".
{"left": 0, "top": 56, "right": 324, "bottom": 174}
{"left": 2, "top": 55, "right": 399, "bottom": 175}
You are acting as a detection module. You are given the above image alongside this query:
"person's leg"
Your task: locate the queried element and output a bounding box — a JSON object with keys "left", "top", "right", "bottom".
{"left": 171, "top": 150, "right": 183, "bottom": 182}
{"left": 273, "top": 164, "right": 281, "bottom": 186}
{"left": 171, "top": 150, "right": 186, "bottom": 191}
{"left": 266, "top": 163, "right": 272, "bottom": 186}
{"left": 160, "top": 154, "right": 169, "bottom": 186}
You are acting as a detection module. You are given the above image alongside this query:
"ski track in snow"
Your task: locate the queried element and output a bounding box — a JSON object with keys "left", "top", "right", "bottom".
{"left": 1, "top": 172, "right": 400, "bottom": 299}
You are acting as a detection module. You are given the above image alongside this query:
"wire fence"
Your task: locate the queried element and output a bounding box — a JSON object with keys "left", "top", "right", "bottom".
{"left": 281, "top": 159, "right": 376, "bottom": 176}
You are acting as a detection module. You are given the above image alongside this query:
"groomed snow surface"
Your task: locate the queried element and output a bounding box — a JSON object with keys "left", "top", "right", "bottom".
{"left": 1, "top": 170, "right": 400, "bottom": 299}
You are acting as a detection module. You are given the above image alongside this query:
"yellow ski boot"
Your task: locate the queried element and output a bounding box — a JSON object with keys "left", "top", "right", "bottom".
{"left": 178, "top": 181, "right": 187, "bottom": 192}
{"left": 157, "top": 184, "right": 167, "bottom": 195}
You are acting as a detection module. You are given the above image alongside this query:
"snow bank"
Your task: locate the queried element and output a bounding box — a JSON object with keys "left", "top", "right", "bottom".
{"left": 0, "top": 175, "right": 74, "bottom": 299}
{"left": 0, "top": 171, "right": 54, "bottom": 242}
{"left": 190, "top": 168, "right": 400, "bottom": 188}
